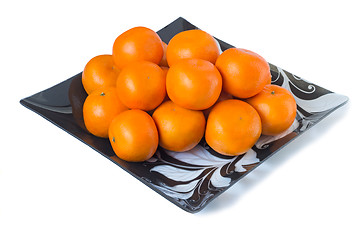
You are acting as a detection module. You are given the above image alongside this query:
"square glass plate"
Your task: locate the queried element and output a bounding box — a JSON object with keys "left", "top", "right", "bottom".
{"left": 20, "top": 17, "right": 348, "bottom": 213}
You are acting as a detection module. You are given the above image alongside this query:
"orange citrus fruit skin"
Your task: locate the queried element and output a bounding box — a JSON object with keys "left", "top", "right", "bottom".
{"left": 246, "top": 84, "right": 297, "bottom": 136}
{"left": 166, "top": 58, "right": 222, "bottom": 110}
{"left": 108, "top": 109, "right": 158, "bottom": 162}
{"left": 82, "top": 55, "right": 120, "bottom": 95}
{"left": 160, "top": 66, "right": 169, "bottom": 75}
{"left": 166, "top": 29, "right": 220, "bottom": 67}
{"left": 83, "top": 87, "right": 128, "bottom": 138}
{"left": 159, "top": 41, "right": 168, "bottom": 67}
{"left": 112, "top": 26, "right": 163, "bottom": 69}
{"left": 215, "top": 48, "right": 271, "bottom": 99}
{"left": 205, "top": 99, "right": 262, "bottom": 156}
{"left": 152, "top": 100, "right": 206, "bottom": 152}
{"left": 116, "top": 61, "right": 166, "bottom": 111}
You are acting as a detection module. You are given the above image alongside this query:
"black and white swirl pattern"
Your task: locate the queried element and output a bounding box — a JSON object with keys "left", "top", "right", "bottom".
{"left": 141, "top": 64, "right": 348, "bottom": 212}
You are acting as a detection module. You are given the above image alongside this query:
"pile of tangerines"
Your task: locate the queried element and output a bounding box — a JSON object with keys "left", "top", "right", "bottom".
{"left": 81, "top": 26, "right": 297, "bottom": 162}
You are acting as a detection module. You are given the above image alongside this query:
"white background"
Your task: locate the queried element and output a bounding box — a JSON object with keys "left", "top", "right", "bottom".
{"left": 1, "top": 0, "right": 359, "bottom": 239}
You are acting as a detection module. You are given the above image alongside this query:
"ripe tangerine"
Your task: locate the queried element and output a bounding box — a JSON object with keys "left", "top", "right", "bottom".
{"left": 166, "top": 58, "right": 222, "bottom": 110}
{"left": 112, "top": 26, "right": 163, "bottom": 69}
{"left": 152, "top": 100, "right": 206, "bottom": 152}
{"left": 215, "top": 48, "right": 271, "bottom": 99}
{"left": 108, "top": 109, "right": 158, "bottom": 162}
{"left": 82, "top": 54, "right": 120, "bottom": 95}
{"left": 166, "top": 29, "right": 220, "bottom": 66}
{"left": 246, "top": 84, "right": 297, "bottom": 136}
{"left": 205, "top": 99, "right": 262, "bottom": 156}
{"left": 83, "top": 87, "right": 128, "bottom": 138}
{"left": 116, "top": 60, "right": 166, "bottom": 111}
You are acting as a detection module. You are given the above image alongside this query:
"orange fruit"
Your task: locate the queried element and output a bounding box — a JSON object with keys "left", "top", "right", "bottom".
{"left": 166, "top": 29, "right": 220, "bottom": 67}
{"left": 82, "top": 54, "right": 120, "bottom": 95}
{"left": 116, "top": 61, "right": 166, "bottom": 111}
{"left": 83, "top": 87, "right": 128, "bottom": 138}
{"left": 159, "top": 41, "right": 168, "bottom": 67}
{"left": 108, "top": 109, "right": 158, "bottom": 162}
{"left": 152, "top": 100, "right": 206, "bottom": 152}
{"left": 166, "top": 58, "right": 222, "bottom": 110}
{"left": 215, "top": 48, "right": 271, "bottom": 99}
{"left": 246, "top": 84, "right": 297, "bottom": 136}
{"left": 112, "top": 26, "right": 163, "bottom": 69}
{"left": 205, "top": 99, "right": 262, "bottom": 156}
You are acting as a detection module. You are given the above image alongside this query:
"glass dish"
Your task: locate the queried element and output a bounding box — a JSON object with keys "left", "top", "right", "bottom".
{"left": 20, "top": 17, "right": 348, "bottom": 213}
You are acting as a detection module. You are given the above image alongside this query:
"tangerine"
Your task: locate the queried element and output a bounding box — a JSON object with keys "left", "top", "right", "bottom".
{"left": 166, "top": 29, "right": 220, "bottom": 66}
{"left": 83, "top": 87, "right": 128, "bottom": 138}
{"left": 166, "top": 58, "right": 222, "bottom": 110}
{"left": 82, "top": 55, "right": 120, "bottom": 95}
{"left": 152, "top": 100, "right": 206, "bottom": 152}
{"left": 108, "top": 109, "right": 158, "bottom": 162}
{"left": 116, "top": 61, "right": 166, "bottom": 111}
{"left": 205, "top": 99, "right": 262, "bottom": 156}
{"left": 112, "top": 26, "right": 163, "bottom": 69}
{"left": 246, "top": 84, "right": 297, "bottom": 136}
{"left": 215, "top": 48, "right": 271, "bottom": 99}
